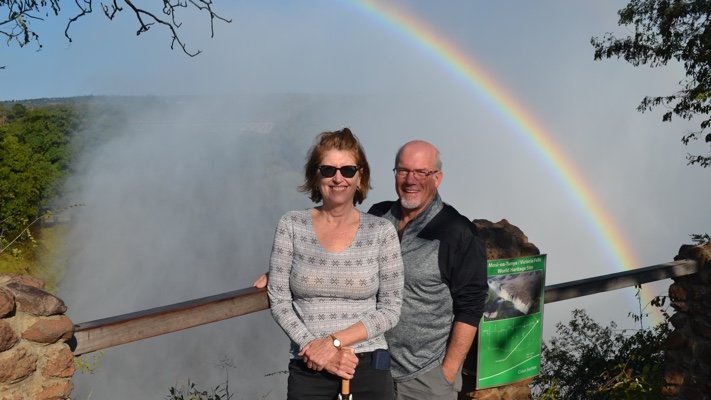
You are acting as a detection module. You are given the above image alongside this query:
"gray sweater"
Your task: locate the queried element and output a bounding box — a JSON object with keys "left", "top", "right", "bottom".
{"left": 268, "top": 209, "right": 404, "bottom": 358}
{"left": 369, "top": 194, "right": 488, "bottom": 381}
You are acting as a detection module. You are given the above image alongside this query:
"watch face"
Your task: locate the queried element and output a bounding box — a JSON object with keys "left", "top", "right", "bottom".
{"left": 333, "top": 338, "right": 341, "bottom": 348}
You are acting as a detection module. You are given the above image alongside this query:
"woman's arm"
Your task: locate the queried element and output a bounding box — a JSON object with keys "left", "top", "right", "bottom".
{"left": 267, "top": 214, "right": 317, "bottom": 348}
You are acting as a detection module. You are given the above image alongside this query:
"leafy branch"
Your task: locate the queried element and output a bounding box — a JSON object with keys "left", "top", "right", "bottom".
{"left": 591, "top": 0, "right": 711, "bottom": 168}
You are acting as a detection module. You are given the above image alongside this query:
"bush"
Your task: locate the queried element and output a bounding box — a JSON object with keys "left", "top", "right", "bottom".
{"left": 532, "top": 308, "right": 668, "bottom": 399}
{"left": 166, "top": 380, "right": 232, "bottom": 400}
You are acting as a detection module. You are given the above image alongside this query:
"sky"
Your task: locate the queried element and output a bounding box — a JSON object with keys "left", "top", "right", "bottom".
{"left": 2, "top": 1, "right": 710, "bottom": 399}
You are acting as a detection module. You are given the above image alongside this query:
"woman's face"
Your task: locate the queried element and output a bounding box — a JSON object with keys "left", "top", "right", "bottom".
{"left": 318, "top": 149, "right": 360, "bottom": 208}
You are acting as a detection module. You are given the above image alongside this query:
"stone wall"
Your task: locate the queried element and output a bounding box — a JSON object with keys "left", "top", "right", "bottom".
{"left": 0, "top": 275, "right": 74, "bottom": 400}
{"left": 460, "top": 219, "right": 540, "bottom": 400}
{"left": 663, "top": 242, "right": 711, "bottom": 399}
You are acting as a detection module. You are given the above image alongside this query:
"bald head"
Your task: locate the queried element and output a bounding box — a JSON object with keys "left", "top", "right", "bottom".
{"left": 393, "top": 140, "right": 443, "bottom": 215}
{"left": 395, "top": 140, "right": 442, "bottom": 171}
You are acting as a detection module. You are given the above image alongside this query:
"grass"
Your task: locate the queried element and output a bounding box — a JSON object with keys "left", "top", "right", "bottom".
{"left": 0, "top": 223, "right": 70, "bottom": 293}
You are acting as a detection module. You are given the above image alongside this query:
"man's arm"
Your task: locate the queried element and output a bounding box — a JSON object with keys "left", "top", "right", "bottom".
{"left": 435, "top": 209, "right": 488, "bottom": 383}
{"left": 441, "top": 321, "right": 477, "bottom": 383}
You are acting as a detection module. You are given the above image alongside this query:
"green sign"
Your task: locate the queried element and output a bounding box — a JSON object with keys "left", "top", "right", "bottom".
{"left": 476, "top": 254, "right": 546, "bottom": 389}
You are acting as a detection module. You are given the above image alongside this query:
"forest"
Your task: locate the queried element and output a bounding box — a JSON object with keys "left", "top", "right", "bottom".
{"left": 0, "top": 101, "right": 79, "bottom": 282}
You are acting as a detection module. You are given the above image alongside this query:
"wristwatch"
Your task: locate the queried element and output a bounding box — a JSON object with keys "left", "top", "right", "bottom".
{"left": 329, "top": 334, "right": 342, "bottom": 349}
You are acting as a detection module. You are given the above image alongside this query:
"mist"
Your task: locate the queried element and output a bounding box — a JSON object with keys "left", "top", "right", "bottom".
{"left": 58, "top": 91, "right": 707, "bottom": 399}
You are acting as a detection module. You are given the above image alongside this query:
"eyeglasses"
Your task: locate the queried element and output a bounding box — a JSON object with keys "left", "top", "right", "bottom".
{"left": 318, "top": 165, "right": 360, "bottom": 178}
{"left": 393, "top": 168, "right": 439, "bottom": 180}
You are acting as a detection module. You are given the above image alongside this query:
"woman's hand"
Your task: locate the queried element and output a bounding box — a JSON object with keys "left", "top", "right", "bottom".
{"left": 300, "top": 340, "right": 358, "bottom": 379}
{"left": 299, "top": 338, "right": 337, "bottom": 370}
{"left": 325, "top": 347, "right": 358, "bottom": 379}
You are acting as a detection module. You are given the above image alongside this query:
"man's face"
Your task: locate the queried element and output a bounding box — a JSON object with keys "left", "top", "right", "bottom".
{"left": 395, "top": 143, "right": 442, "bottom": 213}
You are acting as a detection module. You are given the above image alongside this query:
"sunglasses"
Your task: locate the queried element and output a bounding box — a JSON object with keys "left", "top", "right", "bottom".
{"left": 318, "top": 165, "right": 359, "bottom": 178}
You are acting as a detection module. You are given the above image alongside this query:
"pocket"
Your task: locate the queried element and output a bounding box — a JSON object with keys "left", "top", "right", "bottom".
{"left": 438, "top": 365, "right": 456, "bottom": 387}
{"left": 437, "top": 362, "right": 463, "bottom": 392}
{"left": 371, "top": 349, "right": 391, "bottom": 370}
{"left": 438, "top": 363, "right": 463, "bottom": 392}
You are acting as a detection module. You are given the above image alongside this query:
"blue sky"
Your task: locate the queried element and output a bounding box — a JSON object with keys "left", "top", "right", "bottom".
{"left": 2, "top": 1, "right": 652, "bottom": 99}
{"left": 3, "top": 1, "right": 709, "bottom": 398}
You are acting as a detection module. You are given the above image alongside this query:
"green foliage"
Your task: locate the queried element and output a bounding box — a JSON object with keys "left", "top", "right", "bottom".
{"left": 0, "top": 239, "right": 36, "bottom": 275}
{"left": 166, "top": 380, "right": 232, "bottom": 400}
{"left": 690, "top": 232, "right": 710, "bottom": 245}
{"left": 0, "top": 104, "right": 78, "bottom": 245}
{"left": 74, "top": 351, "right": 105, "bottom": 375}
{"left": 591, "top": 0, "right": 711, "bottom": 168}
{"left": 532, "top": 308, "right": 668, "bottom": 399}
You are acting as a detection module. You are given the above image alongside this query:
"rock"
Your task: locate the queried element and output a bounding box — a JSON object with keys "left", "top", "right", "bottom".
{"left": 0, "top": 275, "right": 46, "bottom": 290}
{"left": 0, "top": 287, "right": 14, "bottom": 318}
{"left": 675, "top": 242, "right": 711, "bottom": 276}
{"left": 6, "top": 283, "right": 67, "bottom": 316}
{"left": 665, "top": 369, "right": 685, "bottom": 385}
{"left": 473, "top": 219, "right": 540, "bottom": 259}
{"left": 41, "top": 345, "right": 75, "bottom": 378}
{"left": 0, "top": 319, "right": 19, "bottom": 352}
{"left": 32, "top": 381, "right": 74, "bottom": 400}
{"left": 22, "top": 315, "right": 74, "bottom": 344}
{"left": 0, "top": 345, "right": 38, "bottom": 384}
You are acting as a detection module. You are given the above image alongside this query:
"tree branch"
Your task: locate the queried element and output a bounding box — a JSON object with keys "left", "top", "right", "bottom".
{"left": 2, "top": 0, "right": 231, "bottom": 61}
{"left": 65, "top": 0, "right": 92, "bottom": 43}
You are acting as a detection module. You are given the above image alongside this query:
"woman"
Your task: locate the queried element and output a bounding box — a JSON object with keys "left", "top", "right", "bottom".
{"left": 267, "top": 128, "right": 404, "bottom": 400}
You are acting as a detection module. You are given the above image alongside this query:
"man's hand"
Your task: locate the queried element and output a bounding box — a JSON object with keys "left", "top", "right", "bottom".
{"left": 441, "top": 322, "right": 477, "bottom": 384}
{"left": 441, "top": 363, "right": 458, "bottom": 384}
{"left": 253, "top": 273, "right": 268, "bottom": 288}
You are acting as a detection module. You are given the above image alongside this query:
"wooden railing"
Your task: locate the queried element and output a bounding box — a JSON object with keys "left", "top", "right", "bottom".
{"left": 70, "top": 259, "right": 698, "bottom": 356}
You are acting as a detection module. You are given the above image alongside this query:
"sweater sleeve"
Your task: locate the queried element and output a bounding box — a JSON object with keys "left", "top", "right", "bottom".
{"left": 360, "top": 221, "right": 404, "bottom": 339}
{"left": 267, "top": 213, "right": 317, "bottom": 349}
{"left": 447, "top": 226, "right": 488, "bottom": 327}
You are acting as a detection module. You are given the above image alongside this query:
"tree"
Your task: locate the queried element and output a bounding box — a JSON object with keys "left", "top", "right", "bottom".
{"left": 0, "top": 105, "right": 77, "bottom": 244}
{"left": 0, "top": 0, "right": 231, "bottom": 66}
{"left": 591, "top": 0, "right": 711, "bottom": 168}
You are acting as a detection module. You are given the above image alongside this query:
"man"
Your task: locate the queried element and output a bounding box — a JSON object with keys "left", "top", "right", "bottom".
{"left": 368, "top": 140, "right": 487, "bottom": 399}
{"left": 255, "top": 140, "right": 487, "bottom": 399}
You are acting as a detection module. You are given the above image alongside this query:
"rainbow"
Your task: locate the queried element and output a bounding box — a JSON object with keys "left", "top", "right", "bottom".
{"left": 347, "top": 0, "right": 663, "bottom": 325}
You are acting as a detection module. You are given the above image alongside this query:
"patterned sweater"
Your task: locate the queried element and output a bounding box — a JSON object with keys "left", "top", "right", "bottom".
{"left": 267, "top": 209, "right": 404, "bottom": 358}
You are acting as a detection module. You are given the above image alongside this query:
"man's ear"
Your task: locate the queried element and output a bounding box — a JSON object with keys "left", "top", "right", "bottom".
{"left": 433, "top": 170, "right": 443, "bottom": 189}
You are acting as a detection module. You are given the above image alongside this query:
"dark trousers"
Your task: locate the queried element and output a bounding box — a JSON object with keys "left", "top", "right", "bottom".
{"left": 287, "top": 352, "right": 395, "bottom": 400}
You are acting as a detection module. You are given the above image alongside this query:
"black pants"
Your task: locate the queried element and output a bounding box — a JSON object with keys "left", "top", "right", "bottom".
{"left": 287, "top": 351, "right": 395, "bottom": 400}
